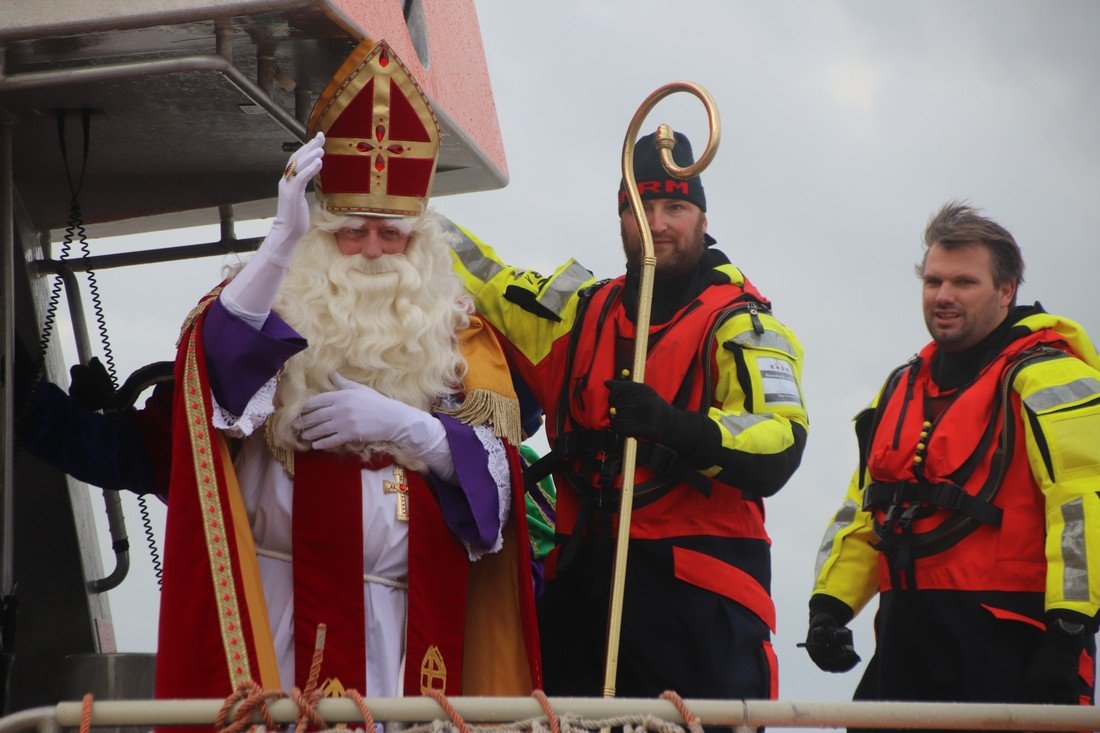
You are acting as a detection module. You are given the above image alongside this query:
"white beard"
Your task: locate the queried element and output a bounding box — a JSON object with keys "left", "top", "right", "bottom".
{"left": 266, "top": 209, "right": 470, "bottom": 466}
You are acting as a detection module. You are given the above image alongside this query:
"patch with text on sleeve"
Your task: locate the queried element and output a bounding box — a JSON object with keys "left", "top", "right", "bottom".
{"left": 757, "top": 356, "right": 802, "bottom": 406}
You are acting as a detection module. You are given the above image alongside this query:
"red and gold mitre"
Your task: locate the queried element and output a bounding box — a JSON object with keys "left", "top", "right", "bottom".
{"left": 307, "top": 40, "right": 440, "bottom": 217}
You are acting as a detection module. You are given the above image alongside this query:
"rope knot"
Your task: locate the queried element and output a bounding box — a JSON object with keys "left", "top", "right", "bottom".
{"left": 658, "top": 690, "right": 702, "bottom": 733}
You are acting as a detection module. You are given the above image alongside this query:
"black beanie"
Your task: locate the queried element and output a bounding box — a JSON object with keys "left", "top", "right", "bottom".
{"left": 617, "top": 130, "right": 706, "bottom": 214}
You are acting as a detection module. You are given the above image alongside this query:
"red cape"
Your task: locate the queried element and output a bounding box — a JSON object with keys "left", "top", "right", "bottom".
{"left": 155, "top": 295, "right": 540, "bottom": 716}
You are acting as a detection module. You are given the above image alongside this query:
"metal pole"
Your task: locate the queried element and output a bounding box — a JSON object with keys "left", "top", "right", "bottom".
{"left": 218, "top": 204, "right": 235, "bottom": 244}
{"left": 51, "top": 269, "right": 128, "bottom": 594}
{"left": 214, "top": 23, "right": 233, "bottom": 61}
{"left": 85, "top": 493, "right": 129, "bottom": 594}
{"left": 35, "top": 235, "right": 264, "bottom": 274}
{"left": 0, "top": 109, "right": 18, "bottom": 717}
{"left": 0, "top": 706, "right": 55, "bottom": 733}
{"left": 1, "top": 110, "right": 16, "bottom": 599}
{"left": 295, "top": 87, "right": 312, "bottom": 125}
{"left": 257, "top": 45, "right": 276, "bottom": 97}
{"left": 54, "top": 266, "right": 93, "bottom": 365}
{"left": 35, "top": 696, "right": 1100, "bottom": 731}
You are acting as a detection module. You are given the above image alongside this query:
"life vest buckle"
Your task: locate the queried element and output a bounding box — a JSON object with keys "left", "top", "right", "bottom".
{"left": 896, "top": 502, "right": 924, "bottom": 530}
{"left": 877, "top": 482, "right": 906, "bottom": 528}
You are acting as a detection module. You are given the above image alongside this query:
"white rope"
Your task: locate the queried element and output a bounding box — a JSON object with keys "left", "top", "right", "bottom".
{"left": 255, "top": 547, "right": 409, "bottom": 589}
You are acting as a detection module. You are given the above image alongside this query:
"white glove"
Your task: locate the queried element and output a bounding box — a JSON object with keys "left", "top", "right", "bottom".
{"left": 293, "top": 373, "right": 456, "bottom": 480}
{"left": 220, "top": 132, "right": 326, "bottom": 328}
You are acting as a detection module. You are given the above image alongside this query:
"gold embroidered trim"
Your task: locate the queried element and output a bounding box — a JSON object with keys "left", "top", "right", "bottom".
{"left": 177, "top": 286, "right": 224, "bottom": 348}
{"left": 183, "top": 331, "right": 252, "bottom": 686}
{"left": 439, "top": 388, "right": 521, "bottom": 447}
{"left": 263, "top": 413, "right": 296, "bottom": 477}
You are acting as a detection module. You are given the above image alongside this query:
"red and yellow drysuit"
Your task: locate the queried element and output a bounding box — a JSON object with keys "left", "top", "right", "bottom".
{"left": 450, "top": 227, "right": 808, "bottom": 699}
{"left": 813, "top": 308, "right": 1100, "bottom": 705}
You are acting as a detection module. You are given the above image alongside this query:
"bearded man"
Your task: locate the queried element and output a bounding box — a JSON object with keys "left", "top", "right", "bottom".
{"left": 450, "top": 130, "right": 807, "bottom": 700}
{"left": 155, "top": 41, "right": 539, "bottom": 707}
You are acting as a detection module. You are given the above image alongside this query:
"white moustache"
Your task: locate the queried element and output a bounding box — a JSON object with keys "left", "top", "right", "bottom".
{"left": 350, "top": 254, "right": 404, "bottom": 275}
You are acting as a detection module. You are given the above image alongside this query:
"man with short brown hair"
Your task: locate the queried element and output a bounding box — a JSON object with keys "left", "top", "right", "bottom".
{"left": 806, "top": 201, "right": 1100, "bottom": 711}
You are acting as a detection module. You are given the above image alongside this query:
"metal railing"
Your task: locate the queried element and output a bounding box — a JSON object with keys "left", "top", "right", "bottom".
{"left": 0, "top": 696, "right": 1097, "bottom": 733}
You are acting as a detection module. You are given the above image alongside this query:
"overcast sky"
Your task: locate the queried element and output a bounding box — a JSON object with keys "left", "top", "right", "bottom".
{"left": 64, "top": 0, "right": 1100, "bottom": 715}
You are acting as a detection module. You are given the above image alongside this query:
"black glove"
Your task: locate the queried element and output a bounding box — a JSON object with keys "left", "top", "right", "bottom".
{"left": 1021, "top": 611, "right": 1092, "bottom": 704}
{"left": 604, "top": 379, "right": 720, "bottom": 466}
{"left": 68, "top": 357, "right": 116, "bottom": 411}
{"left": 800, "top": 595, "right": 860, "bottom": 673}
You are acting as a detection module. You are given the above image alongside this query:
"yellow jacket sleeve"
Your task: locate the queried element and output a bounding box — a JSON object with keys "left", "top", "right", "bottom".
{"left": 448, "top": 224, "right": 593, "bottom": 367}
{"left": 703, "top": 301, "right": 810, "bottom": 495}
{"left": 1015, "top": 354, "right": 1100, "bottom": 618}
{"left": 811, "top": 385, "right": 893, "bottom": 616}
{"left": 811, "top": 469, "right": 881, "bottom": 616}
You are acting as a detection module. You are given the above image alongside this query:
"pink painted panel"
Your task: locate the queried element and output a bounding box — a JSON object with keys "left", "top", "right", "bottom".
{"left": 327, "top": 0, "right": 508, "bottom": 179}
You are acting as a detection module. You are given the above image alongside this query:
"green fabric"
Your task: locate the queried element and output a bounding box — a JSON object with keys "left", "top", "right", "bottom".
{"left": 519, "top": 444, "right": 556, "bottom": 560}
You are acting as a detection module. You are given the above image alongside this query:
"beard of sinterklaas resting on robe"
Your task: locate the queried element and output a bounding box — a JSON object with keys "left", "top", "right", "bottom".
{"left": 267, "top": 206, "right": 472, "bottom": 472}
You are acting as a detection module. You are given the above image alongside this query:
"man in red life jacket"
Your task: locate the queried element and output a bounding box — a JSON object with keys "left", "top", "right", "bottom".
{"left": 806, "top": 202, "right": 1100, "bottom": 713}
{"left": 451, "top": 131, "right": 808, "bottom": 699}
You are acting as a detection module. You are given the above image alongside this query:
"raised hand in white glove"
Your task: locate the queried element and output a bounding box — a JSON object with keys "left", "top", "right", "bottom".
{"left": 220, "top": 132, "right": 326, "bottom": 328}
{"left": 293, "top": 373, "right": 455, "bottom": 481}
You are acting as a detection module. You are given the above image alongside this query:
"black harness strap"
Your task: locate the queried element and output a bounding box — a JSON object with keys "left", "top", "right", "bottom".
{"left": 865, "top": 481, "right": 1003, "bottom": 527}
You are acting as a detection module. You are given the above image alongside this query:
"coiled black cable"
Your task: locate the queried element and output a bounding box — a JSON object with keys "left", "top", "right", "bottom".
{"left": 136, "top": 498, "right": 163, "bottom": 588}
{"left": 54, "top": 109, "right": 163, "bottom": 590}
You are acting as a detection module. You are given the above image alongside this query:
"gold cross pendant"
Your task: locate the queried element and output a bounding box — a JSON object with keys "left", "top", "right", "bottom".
{"left": 383, "top": 466, "right": 410, "bottom": 521}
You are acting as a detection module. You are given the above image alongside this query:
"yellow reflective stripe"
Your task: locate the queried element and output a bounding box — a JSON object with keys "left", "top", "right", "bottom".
{"left": 1025, "top": 377, "right": 1100, "bottom": 413}
{"left": 1061, "top": 498, "right": 1090, "bottom": 601}
{"left": 815, "top": 501, "right": 859, "bottom": 579}
{"left": 537, "top": 261, "right": 591, "bottom": 317}
{"left": 451, "top": 223, "right": 504, "bottom": 285}
{"left": 461, "top": 268, "right": 586, "bottom": 367}
{"left": 728, "top": 329, "right": 796, "bottom": 355}
{"left": 719, "top": 411, "right": 769, "bottom": 437}
{"left": 812, "top": 472, "right": 881, "bottom": 614}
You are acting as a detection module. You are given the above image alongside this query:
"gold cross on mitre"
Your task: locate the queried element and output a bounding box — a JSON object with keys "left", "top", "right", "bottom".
{"left": 306, "top": 39, "right": 440, "bottom": 217}
{"left": 383, "top": 466, "right": 410, "bottom": 521}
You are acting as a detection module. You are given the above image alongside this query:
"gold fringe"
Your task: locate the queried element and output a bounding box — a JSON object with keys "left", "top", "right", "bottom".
{"left": 440, "top": 389, "right": 522, "bottom": 447}
{"left": 264, "top": 413, "right": 295, "bottom": 478}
